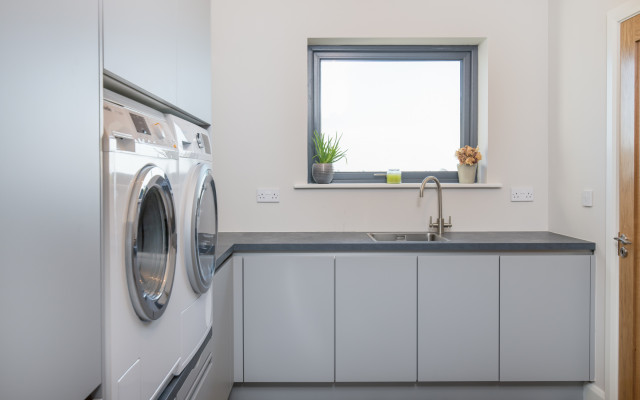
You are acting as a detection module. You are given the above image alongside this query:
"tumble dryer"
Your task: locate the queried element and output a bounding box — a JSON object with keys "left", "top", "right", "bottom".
{"left": 102, "top": 90, "right": 181, "bottom": 399}
{"left": 166, "top": 114, "right": 218, "bottom": 374}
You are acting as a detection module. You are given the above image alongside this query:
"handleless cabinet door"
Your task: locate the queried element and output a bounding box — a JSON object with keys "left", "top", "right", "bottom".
{"left": 500, "top": 255, "right": 592, "bottom": 381}
{"left": 1, "top": 1, "right": 101, "bottom": 398}
{"left": 243, "top": 254, "right": 334, "bottom": 382}
{"left": 335, "top": 255, "right": 417, "bottom": 382}
{"left": 418, "top": 255, "right": 499, "bottom": 381}
{"left": 206, "top": 258, "right": 234, "bottom": 399}
{"left": 103, "top": 0, "right": 178, "bottom": 104}
{"left": 176, "top": 0, "right": 212, "bottom": 123}
{"left": 104, "top": 0, "right": 212, "bottom": 122}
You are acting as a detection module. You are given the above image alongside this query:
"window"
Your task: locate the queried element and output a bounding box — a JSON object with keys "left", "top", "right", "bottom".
{"left": 308, "top": 45, "right": 478, "bottom": 183}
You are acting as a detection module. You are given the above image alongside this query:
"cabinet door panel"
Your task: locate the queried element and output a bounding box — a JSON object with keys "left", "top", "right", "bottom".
{"left": 1, "top": 1, "right": 101, "bottom": 398}
{"left": 176, "top": 0, "right": 212, "bottom": 123}
{"left": 208, "top": 259, "right": 234, "bottom": 399}
{"left": 104, "top": 0, "right": 177, "bottom": 104}
{"left": 418, "top": 255, "right": 499, "bottom": 381}
{"left": 335, "top": 255, "right": 417, "bottom": 382}
{"left": 243, "top": 254, "right": 334, "bottom": 382}
{"left": 500, "top": 255, "right": 591, "bottom": 381}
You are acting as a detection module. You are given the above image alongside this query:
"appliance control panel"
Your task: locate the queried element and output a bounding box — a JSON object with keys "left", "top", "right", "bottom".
{"left": 103, "top": 100, "right": 177, "bottom": 149}
{"left": 165, "top": 114, "right": 211, "bottom": 158}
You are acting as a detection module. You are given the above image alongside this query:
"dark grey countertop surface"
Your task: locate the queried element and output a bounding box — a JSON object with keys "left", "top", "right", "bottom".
{"left": 214, "top": 231, "right": 595, "bottom": 270}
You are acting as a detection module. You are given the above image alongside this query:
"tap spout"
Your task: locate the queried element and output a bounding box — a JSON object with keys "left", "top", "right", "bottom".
{"left": 419, "top": 176, "right": 444, "bottom": 235}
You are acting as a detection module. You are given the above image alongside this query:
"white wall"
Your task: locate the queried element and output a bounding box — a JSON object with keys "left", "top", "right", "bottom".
{"left": 548, "top": 0, "right": 627, "bottom": 395}
{"left": 211, "top": 0, "right": 550, "bottom": 232}
{"left": 211, "top": 0, "right": 629, "bottom": 395}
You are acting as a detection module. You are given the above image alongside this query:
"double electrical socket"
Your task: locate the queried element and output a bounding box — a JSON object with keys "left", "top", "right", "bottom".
{"left": 256, "top": 188, "right": 280, "bottom": 203}
{"left": 511, "top": 186, "right": 534, "bottom": 202}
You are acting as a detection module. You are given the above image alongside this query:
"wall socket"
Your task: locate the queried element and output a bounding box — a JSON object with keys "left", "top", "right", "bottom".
{"left": 256, "top": 188, "right": 280, "bottom": 203}
{"left": 511, "top": 186, "right": 534, "bottom": 202}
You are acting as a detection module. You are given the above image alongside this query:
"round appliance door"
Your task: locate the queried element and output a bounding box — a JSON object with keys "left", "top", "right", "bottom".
{"left": 126, "top": 164, "right": 177, "bottom": 321}
{"left": 185, "top": 163, "right": 218, "bottom": 294}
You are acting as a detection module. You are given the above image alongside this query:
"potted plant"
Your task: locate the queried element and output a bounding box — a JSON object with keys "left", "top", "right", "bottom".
{"left": 455, "top": 145, "right": 482, "bottom": 183}
{"left": 312, "top": 130, "right": 347, "bottom": 184}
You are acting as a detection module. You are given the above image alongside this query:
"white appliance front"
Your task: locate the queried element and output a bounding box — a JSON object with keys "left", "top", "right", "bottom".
{"left": 167, "top": 114, "right": 217, "bottom": 374}
{"left": 102, "top": 90, "right": 182, "bottom": 399}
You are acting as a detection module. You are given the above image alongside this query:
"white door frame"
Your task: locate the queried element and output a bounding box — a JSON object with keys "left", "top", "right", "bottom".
{"left": 606, "top": 2, "right": 640, "bottom": 399}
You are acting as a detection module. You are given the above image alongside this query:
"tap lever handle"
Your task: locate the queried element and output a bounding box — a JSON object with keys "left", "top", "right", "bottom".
{"left": 429, "top": 216, "right": 453, "bottom": 229}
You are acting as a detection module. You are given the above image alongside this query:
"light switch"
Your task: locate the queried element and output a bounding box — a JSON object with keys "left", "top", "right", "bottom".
{"left": 581, "top": 190, "right": 593, "bottom": 207}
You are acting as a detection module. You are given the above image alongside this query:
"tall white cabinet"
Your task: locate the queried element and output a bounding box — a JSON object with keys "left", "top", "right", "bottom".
{"left": 1, "top": 0, "right": 214, "bottom": 397}
{"left": 0, "top": 1, "right": 101, "bottom": 398}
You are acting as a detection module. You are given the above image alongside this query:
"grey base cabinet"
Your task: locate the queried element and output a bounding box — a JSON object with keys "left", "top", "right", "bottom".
{"left": 207, "top": 258, "right": 234, "bottom": 399}
{"left": 418, "top": 255, "right": 499, "bottom": 381}
{"left": 243, "top": 254, "right": 334, "bottom": 382}
{"left": 335, "top": 255, "right": 417, "bottom": 382}
{"left": 237, "top": 252, "right": 594, "bottom": 384}
{"left": 500, "top": 255, "right": 593, "bottom": 381}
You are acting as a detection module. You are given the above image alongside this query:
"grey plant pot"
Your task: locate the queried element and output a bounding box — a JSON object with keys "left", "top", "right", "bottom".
{"left": 312, "top": 163, "right": 334, "bottom": 184}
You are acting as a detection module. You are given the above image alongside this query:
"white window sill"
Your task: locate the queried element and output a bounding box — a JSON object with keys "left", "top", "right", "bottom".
{"left": 294, "top": 183, "right": 503, "bottom": 189}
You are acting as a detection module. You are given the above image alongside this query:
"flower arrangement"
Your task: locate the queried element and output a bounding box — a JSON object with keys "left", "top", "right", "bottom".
{"left": 455, "top": 145, "right": 482, "bottom": 165}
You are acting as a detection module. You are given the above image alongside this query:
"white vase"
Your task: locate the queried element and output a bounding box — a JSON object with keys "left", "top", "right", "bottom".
{"left": 457, "top": 164, "right": 477, "bottom": 184}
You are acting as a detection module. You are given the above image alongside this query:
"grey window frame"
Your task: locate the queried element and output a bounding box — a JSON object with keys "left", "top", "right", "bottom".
{"left": 308, "top": 45, "right": 478, "bottom": 183}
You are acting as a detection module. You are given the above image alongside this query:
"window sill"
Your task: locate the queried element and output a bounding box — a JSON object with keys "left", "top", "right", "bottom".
{"left": 294, "top": 183, "right": 503, "bottom": 189}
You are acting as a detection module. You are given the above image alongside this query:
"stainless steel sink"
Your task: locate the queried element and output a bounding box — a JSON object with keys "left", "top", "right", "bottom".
{"left": 367, "top": 232, "right": 449, "bottom": 242}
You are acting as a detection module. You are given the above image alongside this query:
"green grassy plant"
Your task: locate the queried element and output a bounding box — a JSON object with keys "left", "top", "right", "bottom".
{"left": 312, "top": 130, "right": 347, "bottom": 164}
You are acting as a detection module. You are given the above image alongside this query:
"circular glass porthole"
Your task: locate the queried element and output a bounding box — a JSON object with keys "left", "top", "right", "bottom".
{"left": 126, "top": 164, "right": 177, "bottom": 321}
{"left": 186, "top": 165, "right": 218, "bottom": 294}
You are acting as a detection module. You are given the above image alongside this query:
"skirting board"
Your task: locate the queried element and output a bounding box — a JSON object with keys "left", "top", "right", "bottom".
{"left": 584, "top": 383, "right": 605, "bottom": 400}
{"left": 229, "top": 383, "right": 585, "bottom": 400}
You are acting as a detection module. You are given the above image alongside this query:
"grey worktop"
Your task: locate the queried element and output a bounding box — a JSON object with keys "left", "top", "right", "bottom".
{"left": 214, "top": 231, "right": 595, "bottom": 269}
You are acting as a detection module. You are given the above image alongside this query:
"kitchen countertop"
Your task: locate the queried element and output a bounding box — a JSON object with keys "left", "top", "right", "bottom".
{"left": 214, "top": 231, "right": 595, "bottom": 270}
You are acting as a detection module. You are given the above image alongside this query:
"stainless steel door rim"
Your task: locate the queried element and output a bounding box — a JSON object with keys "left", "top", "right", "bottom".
{"left": 186, "top": 164, "right": 218, "bottom": 294}
{"left": 126, "top": 164, "right": 177, "bottom": 321}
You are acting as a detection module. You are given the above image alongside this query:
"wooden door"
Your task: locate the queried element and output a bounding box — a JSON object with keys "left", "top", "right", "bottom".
{"left": 620, "top": 14, "right": 640, "bottom": 400}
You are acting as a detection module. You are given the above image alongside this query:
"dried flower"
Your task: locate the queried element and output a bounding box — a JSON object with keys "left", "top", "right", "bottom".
{"left": 455, "top": 145, "right": 482, "bottom": 165}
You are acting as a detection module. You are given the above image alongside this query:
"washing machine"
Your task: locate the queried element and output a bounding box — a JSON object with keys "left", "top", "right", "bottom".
{"left": 165, "top": 114, "right": 218, "bottom": 374}
{"left": 102, "top": 89, "right": 182, "bottom": 400}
